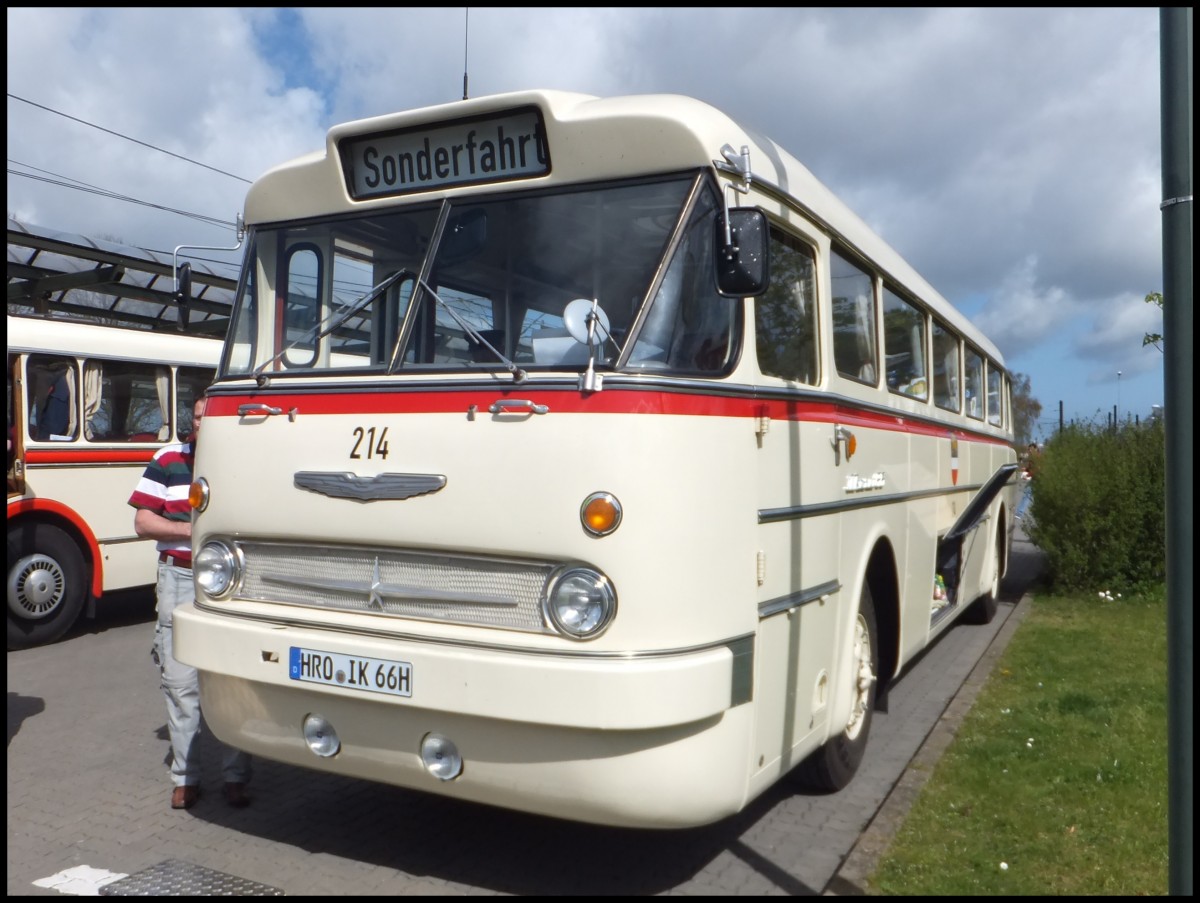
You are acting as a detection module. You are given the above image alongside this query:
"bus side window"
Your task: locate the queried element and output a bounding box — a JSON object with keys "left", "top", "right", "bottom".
{"left": 84, "top": 360, "right": 171, "bottom": 442}
{"left": 830, "top": 248, "right": 877, "bottom": 385}
{"left": 932, "top": 320, "right": 961, "bottom": 412}
{"left": 28, "top": 355, "right": 78, "bottom": 441}
{"left": 756, "top": 228, "right": 818, "bottom": 384}
{"left": 964, "top": 346, "right": 985, "bottom": 420}
{"left": 986, "top": 362, "right": 1003, "bottom": 426}
{"left": 83, "top": 361, "right": 106, "bottom": 440}
{"left": 882, "top": 285, "right": 928, "bottom": 400}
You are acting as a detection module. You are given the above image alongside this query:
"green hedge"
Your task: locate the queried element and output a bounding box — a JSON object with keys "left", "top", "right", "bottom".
{"left": 1027, "top": 418, "right": 1165, "bottom": 591}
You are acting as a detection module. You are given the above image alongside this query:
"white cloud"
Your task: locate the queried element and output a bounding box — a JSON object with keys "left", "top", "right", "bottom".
{"left": 6, "top": 7, "right": 1166, "bottom": 422}
{"left": 974, "top": 255, "right": 1081, "bottom": 356}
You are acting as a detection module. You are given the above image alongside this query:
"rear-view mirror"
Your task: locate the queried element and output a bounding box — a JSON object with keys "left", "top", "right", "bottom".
{"left": 175, "top": 262, "right": 192, "bottom": 330}
{"left": 714, "top": 208, "right": 769, "bottom": 297}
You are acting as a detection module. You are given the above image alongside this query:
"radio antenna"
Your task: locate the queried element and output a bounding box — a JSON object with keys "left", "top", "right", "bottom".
{"left": 462, "top": 8, "right": 470, "bottom": 100}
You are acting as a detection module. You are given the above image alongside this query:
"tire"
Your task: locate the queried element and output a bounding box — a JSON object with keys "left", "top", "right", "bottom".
{"left": 964, "top": 523, "right": 1004, "bottom": 625}
{"left": 7, "top": 522, "right": 88, "bottom": 649}
{"left": 794, "top": 582, "right": 879, "bottom": 792}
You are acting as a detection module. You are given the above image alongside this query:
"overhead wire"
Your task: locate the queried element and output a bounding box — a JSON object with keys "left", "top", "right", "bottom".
{"left": 7, "top": 92, "right": 253, "bottom": 183}
{"left": 8, "top": 162, "right": 235, "bottom": 230}
{"left": 6, "top": 92, "right": 251, "bottom": 248}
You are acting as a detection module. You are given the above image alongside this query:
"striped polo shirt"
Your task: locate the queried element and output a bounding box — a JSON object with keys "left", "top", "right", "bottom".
{"left": 128, "top": 438, "right": 195, "bottom": 564}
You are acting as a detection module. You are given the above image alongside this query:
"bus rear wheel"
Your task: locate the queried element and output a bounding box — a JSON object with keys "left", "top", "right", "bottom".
{"left": 7, "top": 523, "right": 87, "bottom": 649}
{"left": 964, "top": 524, "right": 1004, "bottom": 625}
{"left": 794, "top": 582, "right": 878, "bottom": 792}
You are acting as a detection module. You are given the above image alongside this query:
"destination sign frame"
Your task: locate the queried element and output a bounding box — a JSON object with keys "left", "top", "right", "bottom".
{"left": 339, "top": 106, "right": 551, "bottom": 200}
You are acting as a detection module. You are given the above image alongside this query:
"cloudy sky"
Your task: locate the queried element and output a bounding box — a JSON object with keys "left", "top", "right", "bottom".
{"left": 7, "top": 8, "right": 1168, "bottom": 432}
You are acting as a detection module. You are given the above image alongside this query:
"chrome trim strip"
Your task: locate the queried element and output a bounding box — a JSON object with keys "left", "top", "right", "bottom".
{"left": 758, "top": 579, "right": 841, "bottom": 619}
{"left": 294, "top": 471, "right": 447, "bottom": 501}
{"left": 262, "top": 572, "right": 516, "bottom": 607}
{"left": 759, "top": 483, "right": 985, "bottom": 524}
{"left": 190, "top": 597, "right": 754, "bottom": 662}
{"left": 208, "top": 377, "right": 1012, "bottom": 444}
{"left": 98, "top": 534, "right": 147, "bottom": 546}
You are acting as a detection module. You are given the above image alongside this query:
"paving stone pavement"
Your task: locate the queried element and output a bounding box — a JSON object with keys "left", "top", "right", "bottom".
{"left": 7, "top": 528, "right": 1044, "bottom": 896}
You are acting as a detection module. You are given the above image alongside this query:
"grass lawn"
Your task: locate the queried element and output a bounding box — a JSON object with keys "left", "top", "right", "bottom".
{"left": 869, "top": 584, "right": 1169, "bottom": 895}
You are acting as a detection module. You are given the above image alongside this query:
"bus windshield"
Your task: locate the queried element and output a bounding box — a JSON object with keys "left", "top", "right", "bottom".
{"left": 224, "top": 172, "right": 740, "bottom": 378}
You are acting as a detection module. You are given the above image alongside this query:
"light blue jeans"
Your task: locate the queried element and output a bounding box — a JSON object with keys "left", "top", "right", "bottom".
{"left": 154, "top": 560, "right": 252, "bottom": 788}
{"left": 1015, "top": 480, "right": 1033, "bottom": 519}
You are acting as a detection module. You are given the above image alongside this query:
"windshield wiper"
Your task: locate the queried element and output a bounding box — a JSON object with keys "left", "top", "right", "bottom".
{"left": 251, "top": 269, "right": 413, "bottom": 386}
{"left": 416, "top": 276, "right": 527, "bottom": 382}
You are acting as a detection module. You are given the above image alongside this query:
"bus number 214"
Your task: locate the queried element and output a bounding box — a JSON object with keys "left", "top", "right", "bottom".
{"left": 350, "top": 426, "right": 390, "bottom": 460}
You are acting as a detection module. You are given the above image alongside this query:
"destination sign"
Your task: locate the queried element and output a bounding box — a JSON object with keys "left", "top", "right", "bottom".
{"left": 339, "top": 107, "right": 550, "bottom": 200}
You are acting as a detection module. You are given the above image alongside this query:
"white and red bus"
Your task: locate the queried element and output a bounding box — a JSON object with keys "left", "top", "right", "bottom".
{"left": 175, "top": 90, "right": 1016, "bottom": 828}
{"left": 7, "top": 314, "right": 221, "bottom": 648}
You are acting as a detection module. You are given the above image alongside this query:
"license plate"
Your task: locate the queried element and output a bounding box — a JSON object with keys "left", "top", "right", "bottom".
{"left": 289, "top": 647, "right": 413, "bottom": 698}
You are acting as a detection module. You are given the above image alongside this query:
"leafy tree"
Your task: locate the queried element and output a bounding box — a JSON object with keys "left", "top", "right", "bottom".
{"left": 1143, "top": 291, "right": 1163, "bottom": 352}
{"left": 1010, "top": 370, "right": 1042, "bottom": 447}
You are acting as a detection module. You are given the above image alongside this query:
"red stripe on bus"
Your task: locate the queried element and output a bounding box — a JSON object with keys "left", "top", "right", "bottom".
{"left": 206, "top": 389, "right": 1011, "bottom": 446}
{"left": 24, "top": 448, "right": 158, "bottom": 465}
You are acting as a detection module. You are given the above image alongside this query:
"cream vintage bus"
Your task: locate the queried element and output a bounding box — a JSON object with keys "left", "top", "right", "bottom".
{"left": 7, "top": 314, "right": 221, "bottom": 648}
{"left": 175, "top": 90, "right": 1017, "bottom": 828}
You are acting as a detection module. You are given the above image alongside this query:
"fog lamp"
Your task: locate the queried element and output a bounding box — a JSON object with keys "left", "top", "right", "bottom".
{"left": 303, "top": 713, "right": 340, "bottom": 757}
{"left": 420, "top": 732, "right": 463, "bottom": 781}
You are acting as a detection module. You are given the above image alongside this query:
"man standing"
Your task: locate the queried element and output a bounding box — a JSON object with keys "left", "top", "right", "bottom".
{"left": 1015, "top": 442, "right": 1040, "bottom": 522}
{"left": 129, "top": 398, "right": 252, "bottom": 810}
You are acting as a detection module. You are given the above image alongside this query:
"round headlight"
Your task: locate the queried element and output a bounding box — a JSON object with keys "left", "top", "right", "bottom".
{"left": 194, "top": 540, "right": 240, "bottom": 598}
{"left": 543, "top": 566, "right": 616, "bottom": 639}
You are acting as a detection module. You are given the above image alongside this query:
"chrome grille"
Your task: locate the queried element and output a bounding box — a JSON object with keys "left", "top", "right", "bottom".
{"left": 233, "top": 541, "right": 555, "bottom": 633}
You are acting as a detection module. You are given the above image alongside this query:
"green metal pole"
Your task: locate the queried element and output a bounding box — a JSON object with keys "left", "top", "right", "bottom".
{"left": 1160, "top": 6, "right": 1193, "bottom": 897}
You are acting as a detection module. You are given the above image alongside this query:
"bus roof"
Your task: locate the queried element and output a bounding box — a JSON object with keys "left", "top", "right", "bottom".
{"left": 6, "top": 313, "right": 224, "bottom": 367}
{"left": 245, "top": 90, "right": 1004, "bottom": 367}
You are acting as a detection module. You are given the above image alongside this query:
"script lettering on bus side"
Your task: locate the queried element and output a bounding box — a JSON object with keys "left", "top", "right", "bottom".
{"left": 340, "top": 108, "right": 550, "bottom": 199}
{"left": 843, "top": 471, "right": 886, "bottom": 493}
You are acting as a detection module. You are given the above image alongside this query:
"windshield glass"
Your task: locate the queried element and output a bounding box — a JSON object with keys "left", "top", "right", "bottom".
{"left": 223, "top": 172, "right": 739, "bottom": 378}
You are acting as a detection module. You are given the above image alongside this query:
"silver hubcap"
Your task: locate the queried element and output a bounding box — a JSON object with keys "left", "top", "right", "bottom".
{"left": 8, "top": 554, "right": 66, "bottom": 620}
{"left": 992, "top": 534, "right": 1002, "bottom": 597}
{"left": 845, "top": 612, "right": 875, "bottom": 741}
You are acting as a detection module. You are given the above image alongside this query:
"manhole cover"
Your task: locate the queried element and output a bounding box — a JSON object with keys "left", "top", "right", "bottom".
{"left": 99, "top": 859, "right": 284, "bottom": 896}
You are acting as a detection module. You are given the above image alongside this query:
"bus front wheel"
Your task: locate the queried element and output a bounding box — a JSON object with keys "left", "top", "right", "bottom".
{"left": 794, "top": 582, "right": 879, "bottom": 792}
{"left": 7, "top": 523, "right": 87, "bottom": 649}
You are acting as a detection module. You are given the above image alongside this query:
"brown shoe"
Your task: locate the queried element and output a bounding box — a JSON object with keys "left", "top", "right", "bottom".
{"left": 223, "top": 782, "right": 251, "bottom": 808}
{"left": 171, "top": 785, "right": 199, "bottom": 810}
